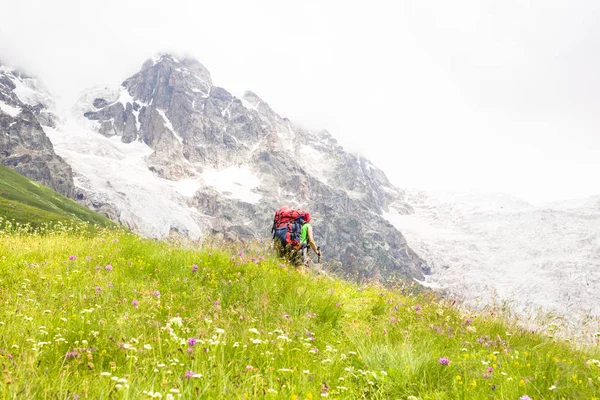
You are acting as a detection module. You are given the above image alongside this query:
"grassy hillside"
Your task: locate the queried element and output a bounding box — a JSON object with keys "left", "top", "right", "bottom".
{"left": 0, "top": 227, "right": 598, "bottom": 399}
{"left": 0, "top": 164, "right": 116, "bottom": 230}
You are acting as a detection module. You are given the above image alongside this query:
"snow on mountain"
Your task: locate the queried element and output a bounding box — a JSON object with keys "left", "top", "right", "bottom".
{"left": 44, "top": 118, "right": 205, "bottom": 238}
{"left": 386, "top": 190, "right": 600, "bottom": 335}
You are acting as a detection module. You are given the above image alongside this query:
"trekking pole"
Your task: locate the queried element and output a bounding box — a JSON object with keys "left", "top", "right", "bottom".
{"left": 317, "top": 246, "right": 321, "bottom": 263}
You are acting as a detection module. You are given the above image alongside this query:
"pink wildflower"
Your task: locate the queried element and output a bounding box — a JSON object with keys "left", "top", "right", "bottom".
{"left": 187, "top": 337, "right": 197, "bottom": 346}
{"left": 69, "top": 255, "right": 77, "bottom": 261}
{"left": 439, "top": 357, "right": 450, "bottom": 365}
{"left": 105, "top": 264, "right": 113, "bottom": 271}
{"left": 184, "top": 370, "right": 196, "bottom": 378}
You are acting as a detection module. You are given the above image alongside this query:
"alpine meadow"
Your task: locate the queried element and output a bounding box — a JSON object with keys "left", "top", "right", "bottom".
{"left": 0, "top": 175, "right": 599, "bottom": 398}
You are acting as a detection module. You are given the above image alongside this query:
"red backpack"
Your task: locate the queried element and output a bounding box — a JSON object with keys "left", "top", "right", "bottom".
{"left": 272, "top": 206, "right": 311, "bottom": 250}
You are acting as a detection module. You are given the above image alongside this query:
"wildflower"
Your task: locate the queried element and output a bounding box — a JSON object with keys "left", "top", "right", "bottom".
{"left": 215, "top": 328, "right": 225, "bottom": 334}
{"left": 184, "top": 370, "right": 196, "bottom": 379}
{"left": 66, "top": 349, "right": 80, "bottom": 359}
{"left": 246, "top": 365, "right": 254, "bottom": 371}
{"left": 487, "top": 366, "right": 493, "bottom": 373}
{"left": 413, "top": 305, "right": 421, "bottom": 311}
{"left": 143, "top": 344, "right": 152, "bottom": 350}
{"left": 439, "top": 357, "right": 450, "bottom": 365}
{"left": 100, "top": 372, "right": 111, "bottom": 376}
{"left": 231, "top": 256, "right": 235, "bottom": 261}
{"left": 520, "top": 396, "right": 532, "bottom": 400}
{"left": 7, "top": 354, "right": 13, "bottom": 359}
{"left": 69, "top": 255, "right": 77, "bottom": 260}
{"left": 152, "top": 290, "right": 160, "bottom": 297}
{"left": 187, "top": 337, "right": 197, "bottom": 346}
{"left": 105, "top": 264, "right": 113, "bottom": 271}
{"left": 131, "top": 300, "right": 139, "bottom": 307}
{"left": 249, "top": 328, "right": 260, "bottom": 335}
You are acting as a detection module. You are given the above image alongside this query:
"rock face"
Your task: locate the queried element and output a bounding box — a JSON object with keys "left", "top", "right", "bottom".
{"left": 0, "top": 64, "right": 75, "bottom": 198}
{"left": 73, "top": 54, "right": 427, "bottom": 279}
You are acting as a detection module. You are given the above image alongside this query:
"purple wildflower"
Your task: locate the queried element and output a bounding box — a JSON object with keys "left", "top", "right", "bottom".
{"left": 520, "top": 396, "right": 532, "bottom": 400}
{"left": 152, "top": 290, "right": 160, "bottom": 297}
{"left": 487, "top": 366, "right": 493, "bottom": 373}
{"left": 131, "top": 299, "right": 139, "bottom": 307}
{"left": 69, "top": 255, "right": 77, "bottom": 261}
{"left": 192, "top": 264, "right": 198, "bottom": 272}
{"left": 105, "top": 264, "right": 113, "bottom": 271}
{"left": 230, "top": 256, "right": 235, "bottom": 261}
{"left": 187, "top": 337, "right": 197, "bottom": 346}
{"left": 413, "top": 305, "right": 421, "bottom": 311}
{"left": 65, "top": 349, "right": 80, "bottom": 359}
{"left": 184, "top": 370, "right": 196, "bottom": 379}
{"left": 482, "top": 373, "right": 492, "bottom": 379}
{"left": 7, "top": 353, "right": 12, "bottom": 359}
{"left": 439, "top": 357, "right": 450, "bottom": 365}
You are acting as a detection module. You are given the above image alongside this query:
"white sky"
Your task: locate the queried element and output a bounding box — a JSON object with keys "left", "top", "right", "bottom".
{"left": 1, "top": 0, "right": 599, "bottom": 205}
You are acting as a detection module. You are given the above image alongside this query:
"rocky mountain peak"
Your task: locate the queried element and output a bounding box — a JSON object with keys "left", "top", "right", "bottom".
{"left": 55, "top": 54, "right": 430, "bottom": 279}
{"left": 0, "top": 62, "right": 75, "bottom": 198}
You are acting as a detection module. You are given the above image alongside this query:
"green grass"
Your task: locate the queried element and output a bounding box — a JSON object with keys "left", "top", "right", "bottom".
{"left": 0, "top": 226, "right": 599, "bottom": 399}
{"left": 0, "top": 164, "right": 116, "bottom": 230}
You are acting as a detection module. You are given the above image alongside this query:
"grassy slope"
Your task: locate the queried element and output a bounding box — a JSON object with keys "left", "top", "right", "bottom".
{"left": 0, "top": 164, "right": 115, "bottom": 229}
{"left": 0, "top": 229, "right": 598, "bottom": 399}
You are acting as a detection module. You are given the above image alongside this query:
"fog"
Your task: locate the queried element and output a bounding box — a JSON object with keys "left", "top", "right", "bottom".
{"left": 2, "top": 0, "right": 599, "bottom": 204}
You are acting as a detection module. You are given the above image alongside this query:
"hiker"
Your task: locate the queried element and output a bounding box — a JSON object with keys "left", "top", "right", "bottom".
{"left": 299, "top": 213, "right": 321, "bottom": 267}
{"left": 272, "top": 206, "right": 321, "bottom": 270}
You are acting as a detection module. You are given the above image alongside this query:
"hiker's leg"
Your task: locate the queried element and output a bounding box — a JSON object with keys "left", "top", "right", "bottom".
{"left": 302, "top": 247, "right": 309, "bottom": 268}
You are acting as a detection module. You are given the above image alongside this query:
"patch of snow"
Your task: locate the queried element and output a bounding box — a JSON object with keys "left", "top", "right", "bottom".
{"left": 201, "top": 166, "right": 262, "bottom": 204}
{"left": 297, "top": 144, "right": 333, "bottom": 183}
{"left": 116, "top": 86, "right": 135, "bottom": 106}
{"left": 174, "top": 178, "right": 201, "bottom": 197}
{"left": 393, "top": 189, "right": 600, "bottom": 337}
{"left": 0, "top": 100, "right": 21, "bottom": 117}
{"left": 241, "top": 98, "right": 258, "bottom": 111}
{"left": 156, "top": 109, "right": 184, "bottom": 144}
{"left": 132, "top": 106, "right": 141, "bottom": 132}
{"left": 44, "top": 116, "right": 203, "bottom": 239}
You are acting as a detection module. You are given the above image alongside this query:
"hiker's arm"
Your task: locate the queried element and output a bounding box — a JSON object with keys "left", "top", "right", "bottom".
{"left": 307, "top": 226, "right": 320, "bottom": 255}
